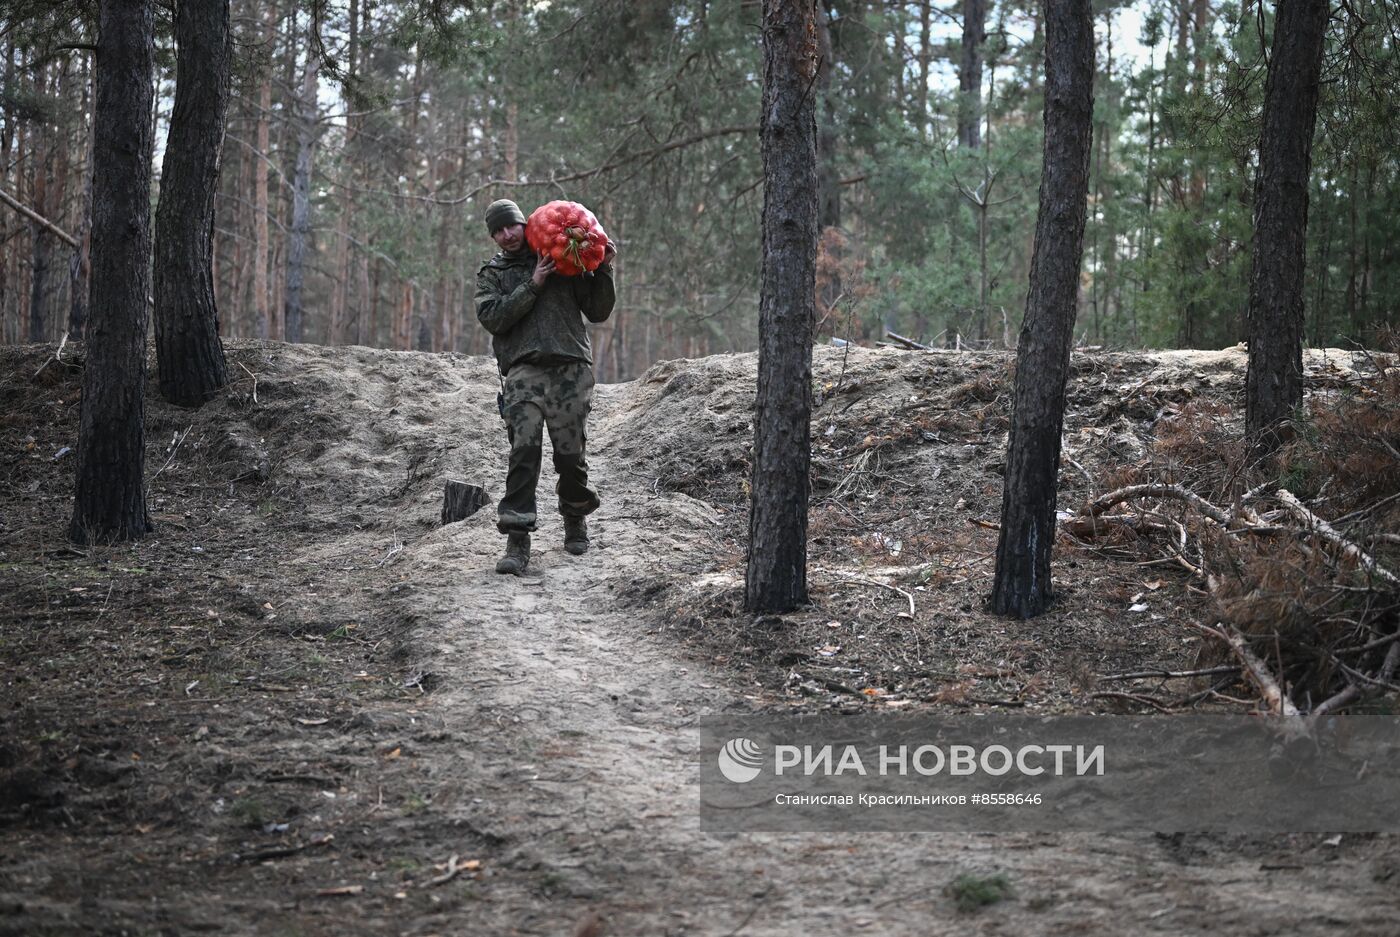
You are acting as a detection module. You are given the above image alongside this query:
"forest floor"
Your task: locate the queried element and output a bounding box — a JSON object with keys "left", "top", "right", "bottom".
{"left": 2, "top": 339, "right": 1398, "bottom": 937}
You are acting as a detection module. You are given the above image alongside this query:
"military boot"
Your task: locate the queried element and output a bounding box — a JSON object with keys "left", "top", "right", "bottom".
{"left": 495, "top": 532, "right": 530, "bottom": 575}
{"left": 563, "top": 516, "right": 589, "bottom": 556}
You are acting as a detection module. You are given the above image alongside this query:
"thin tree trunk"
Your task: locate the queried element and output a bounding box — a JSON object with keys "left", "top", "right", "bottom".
{"left": 918, "top": 0, "right": 932, "bottom": 136}
{"left": 815, "top": 6, "right": 841, "bottom": 318}
{"left": 360, "top": 254, "right": 374, "bottom": 345}
{"left": 1245, "top": 0, "right": 1328, "bottom": 453}
{"left": 284, "top": 17, "right": 319, "bottom": 344}
{"left": 990, "top": 0, "right": 1095, "bottom": 619}
{"left": 1311, "top": 171, "right": 1332, "bottom": 347}
{"left": 69, "top": 54, "right": 94, "bottom": 340}
{"left": 1, "top": 39, "right": 13, "bottom": 343}
{"left": 1344, "top": 155, "right": 1359, "bottom": 339}
{"left": 229, "top": 111, "right": 248, "bottom": 337}
{"left": 958, "top": 0, "right": 987, "bottom": 150}
{"left": 1189, "top": 0, "right": 1208, "bottom": 206}
{"left": 745, "top": 0, "right": 819, "bottom": 615}
{"left": 28, "top": 64, "right": 51, "bottom": 344}
{"left": 253, "top": 1, "right": 275, "bottom": 339}
{"left": 70, "top": 0, "right": 156, "bottom": 543}
{"left": 154, "top": 0, "right": 232, "bottom": 407}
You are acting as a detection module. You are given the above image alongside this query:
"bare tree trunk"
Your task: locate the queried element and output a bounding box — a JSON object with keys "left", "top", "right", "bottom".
{"left": 252, "top": 1, "right": 275, "bottom": 339}
{"left": 284, "top": 17, "right": 319, "bottom": 344}
{"left": 990, "top": 0, "right": 1095, "bottom": 619}
{"left": 745, "top": 0, "right": 819, "bottom": 615}
{"left": 70, "top": 0, "right": 155, "bottom": 544}
{"left": 1, "top": 39, "right": 12, "bottom": 343}
{"left": 28, "top": 64, "right": 52, "bottom": 344}
{"left": 815, "top": 6, "right": 841, "bottom": 319}
{"left": 68, "top": 54, "right": 94, "bottom": 340}
{"left": 1188, "top": 0, "right": 1208, "bottom": 207}
{"left": 1245, "top": 0, "right": 1328, "bottom": 454}
{"left": 918, "top": 0, "right": 932, "bottom": 136}
{"left": 154, "top": 0, "right": 232, "bottom": 407}
{"left": 958, "top": 0, "right": 987, "bottom": 150}
{"left": 229, "top": 107, "right": 248, "bottom": 337}
{"left": 1344, "top": 156, "right": 1359, "bottom": 338}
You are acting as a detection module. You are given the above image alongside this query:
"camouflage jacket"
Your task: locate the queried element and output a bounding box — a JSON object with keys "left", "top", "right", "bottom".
{"left": 474, "top": 248, "right": 615, "bottom": 375}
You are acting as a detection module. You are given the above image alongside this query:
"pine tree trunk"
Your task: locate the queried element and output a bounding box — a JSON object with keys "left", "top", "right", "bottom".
{"left": 284, "top": 19, "right": 318, "bottom": 345}
{"left": 958, "top": 0, "right": 987, "bottom": 150}
{"left": 815, "top": 7, "right": 841, "bottom": 318}
{"left": 153, "top": 0, "right": 231, "bottom": 407}
{"left": 68, "top": 54, "right": 94, "bottom": 341}
{"left": 918, "top": 0, "right": 932, "bottom": 136}
{"left": 745, "top": 0, "right": 819, "bottom": 615}
{"left": 28, "top": 64, "right": 51, "bottom": 344}
{"left": 1, "top": 39, "right": 12, "bottom": 343}
{"left": 70, "top": 0, "right": 156, "bottom": 544}
{"left": 990, "top": 0, "right": 1095, "bottom": 619}
{"left": 253, "top": 1, "right": 275, "bottom": 340}
{"left": 1244, "top": 0, "right": 1328, "bottom": 454}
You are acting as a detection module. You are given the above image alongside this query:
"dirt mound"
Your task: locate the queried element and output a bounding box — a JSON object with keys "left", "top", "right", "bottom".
{"left": 618, "top": 343, "right": 1391, "bottom": 712}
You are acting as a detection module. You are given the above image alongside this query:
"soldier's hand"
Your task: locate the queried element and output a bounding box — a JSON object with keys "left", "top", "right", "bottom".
{"left": 603, "top": 238, "right": 617, "bottom": 264}
{"left": 532, "top": 254, "right": 555, "bottom": 286}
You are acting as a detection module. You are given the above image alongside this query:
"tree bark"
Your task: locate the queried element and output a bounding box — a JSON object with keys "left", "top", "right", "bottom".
{"left": 990, "top": 0, "right": 1094, "bottom": 619}
{"left": 745, "top": 0, "right": 819, "bottom": 615}
{"left": 958, "top": 0, "right": 987, "bottom": 150}
{"left": 814, "top": 6, "right": 841, "bottom": 320}
{"left": 68, "top": 54, "right": 94, "bottom": 341}
{"left": 154, "top": 0, "right": 232, "bottom": 407}
{"left": 28, "top": 64, "right": 52, "bottom": 344}
{"left": 70, "top": 0, "right": 156, "bottom": 544}
{"left": 253, "top": 1, "right": 275, "bottom": 340}
{"left": 1244, "top": 0, "right": 1328, "bottom": 454}
{"left": 284, "top": 16, "right": 319, "bottom": 344}
{"left": 918, "top": 0, "right": 932, "bottom": 136}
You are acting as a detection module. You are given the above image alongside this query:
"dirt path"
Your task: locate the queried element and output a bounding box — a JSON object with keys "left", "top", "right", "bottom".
{"left": 3, "top": 342, "right": 1398, "bottom": 936}
{"left": 326, "top": 360, "right": 1400, "bottom": 936}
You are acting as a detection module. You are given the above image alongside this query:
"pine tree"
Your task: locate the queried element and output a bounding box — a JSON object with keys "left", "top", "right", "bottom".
{"left": 990, "top": 0, "right": 1095, "bottom": 618}
{"left": 745, "top": 0, "right": 820, "bottom": 614}
{"left": 154, "top": 0, "right": 232, "bottom": 407}
{"left": 69, "top": 0, "right": 156, "bottom": 544}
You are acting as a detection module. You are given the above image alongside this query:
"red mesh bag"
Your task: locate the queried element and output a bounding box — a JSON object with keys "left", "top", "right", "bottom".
{"left": 525, "top": 200, "right": 608, "bottom": 276}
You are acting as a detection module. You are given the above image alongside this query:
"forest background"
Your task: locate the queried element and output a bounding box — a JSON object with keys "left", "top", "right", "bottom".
{"left": 2, "top": 0, "right": 1397, "bottom": 381}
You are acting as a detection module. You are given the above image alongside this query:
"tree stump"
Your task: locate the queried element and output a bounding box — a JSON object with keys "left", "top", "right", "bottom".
{"left": 441, "top": 480, "right": 490, "bottom": 525}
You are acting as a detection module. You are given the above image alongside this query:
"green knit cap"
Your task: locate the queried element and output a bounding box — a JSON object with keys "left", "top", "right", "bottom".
{"left": 484, "top": 198, "right": 527, "bottom": 234}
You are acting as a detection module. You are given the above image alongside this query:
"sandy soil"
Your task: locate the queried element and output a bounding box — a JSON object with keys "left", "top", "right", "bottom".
{"left": 2, "top": 339, "right": 1397, "bottom": 936}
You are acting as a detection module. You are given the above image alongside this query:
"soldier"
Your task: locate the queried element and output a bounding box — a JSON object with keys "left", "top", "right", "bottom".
{"left": 474, "top": 198, "right": 616, "bottom": 575}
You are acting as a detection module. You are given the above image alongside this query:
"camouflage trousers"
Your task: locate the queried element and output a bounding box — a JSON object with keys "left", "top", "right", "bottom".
{"left": 497, "top": 360, "right": 600, "bottom": 533}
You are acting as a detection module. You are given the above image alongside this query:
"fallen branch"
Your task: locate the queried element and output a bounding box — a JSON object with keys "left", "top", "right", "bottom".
{"left": 232, "top": 833, "right": 334, "bottom": 864}
{"left": 419, "top": 853, "right": 480, "bottom": 888}
{"left": 1275, "top": 489, "right": 1400, "bottom": 587}
{"left": 1100, "top": 665, "right": 1241, "bottom": 683}
{"left": 151, "top": 425, "right": 194, "bottom": 481}
{"left": 1311, "top": 684, "right": 1360, "bottom": 717}
{"left": 237, "top": 361, "right": 259, "bottom": 403}
{"left": 1193, "top": 622, "right": 1300, "bottom": 717}
{"left": 1089, "top": 690, "right": 1176, "bottom": 713}
{"left": 33, "top": 332, "right": 73, "bottom": 380}
{"left": 884, "top": 329, "right": 930, "bottom": 351}
{"left": 822, "top": 571, "right": 915, "bottom": 617}
{"left": 0, "top": 186, "right": 79, "bottom": 247}
{"left": 1084, "top": 483, "right": 1233, "bottom": 526}
{"left": 1061, "top": 513, "right": 1175, "bottom": 540}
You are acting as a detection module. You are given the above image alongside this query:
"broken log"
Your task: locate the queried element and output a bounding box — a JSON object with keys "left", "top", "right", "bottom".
{"left": 884, "top": 329, "right": 930, "bottom": 351}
